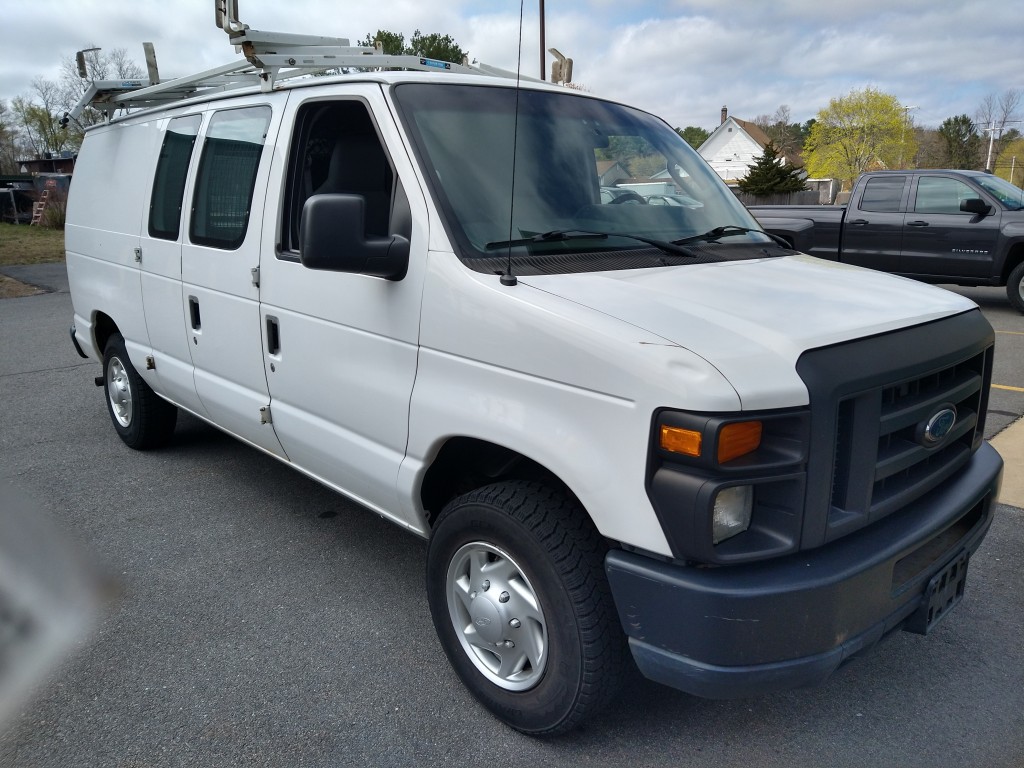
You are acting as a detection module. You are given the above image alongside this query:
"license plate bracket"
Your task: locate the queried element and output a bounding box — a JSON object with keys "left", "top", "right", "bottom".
{"left": 903, "top": 550, "right": 969, "bottom": 635}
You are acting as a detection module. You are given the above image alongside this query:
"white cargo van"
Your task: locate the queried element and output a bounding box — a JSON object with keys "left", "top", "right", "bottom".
{"left": 66, "top": 8, "right": 1003, "bottom": 735}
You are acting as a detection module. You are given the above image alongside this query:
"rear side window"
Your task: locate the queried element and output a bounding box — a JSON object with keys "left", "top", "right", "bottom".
{"left": 859, "top": 176, "right": 906, "bottom": 212}
{"left": 149, "top": 115, "right": 201, "bottom": 240}
{"left": 190, "top": 106, "right": 271, "bottom": 250}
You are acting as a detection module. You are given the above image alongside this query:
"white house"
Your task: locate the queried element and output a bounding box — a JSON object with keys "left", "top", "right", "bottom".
{"left": 698, "top": 106, "right": 793, "bottom": 184}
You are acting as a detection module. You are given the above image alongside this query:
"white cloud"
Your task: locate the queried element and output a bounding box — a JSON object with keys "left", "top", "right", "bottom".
{"left": 1, "top": 0, "right": 1021, "bottom": 133}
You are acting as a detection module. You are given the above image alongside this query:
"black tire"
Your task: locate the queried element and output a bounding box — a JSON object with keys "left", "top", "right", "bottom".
{"left": 1007, "top": 261, "right": 1024, "bottom": 314}
{"left": 426, "top": 481, "right": 627, "bottom": 735}
{"left": 102, "top": 333, "right": 177, "bottom": 449}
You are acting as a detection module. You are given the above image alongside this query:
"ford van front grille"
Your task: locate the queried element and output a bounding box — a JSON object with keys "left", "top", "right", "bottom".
{"left": 795, "top": 311, "right": 994, "bottom": 549}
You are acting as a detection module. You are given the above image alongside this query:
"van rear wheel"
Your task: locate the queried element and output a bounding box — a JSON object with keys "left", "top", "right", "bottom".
{"left": 102, "top": 334, "right": 177, "bottom": 449}
{"left": 426, "top": 481, "right": 627, "bottom": 735}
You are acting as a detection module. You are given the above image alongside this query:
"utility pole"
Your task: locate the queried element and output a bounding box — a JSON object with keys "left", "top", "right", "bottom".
{"left": 539, "top": 0, "right": 546, "bottom": 81}
{"left": 985, "top": 120, "right": 1022, "bottom": 173}
{"left": 898, "top": 105, "right": 918, "bottom": 169}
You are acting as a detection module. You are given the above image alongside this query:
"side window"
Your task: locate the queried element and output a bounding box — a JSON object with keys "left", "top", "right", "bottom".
{"left": 190, "top": 106, "right": 271, "bottom": 250}
{"left": 149, "top": 115, "right": 201, "bottom": 240}
{"left": 280, "top": 100, "right": 395, "bottom": 257}
{"left": 859, "top": 176, "right": 905, "bottom": 212}
{"left": 913, "top": 177, "right": 976, "bottom": 214}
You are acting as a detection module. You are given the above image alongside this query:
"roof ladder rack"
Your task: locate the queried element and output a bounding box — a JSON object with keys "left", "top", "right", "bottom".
{"left": 66, "top": 0, "right": 537, "bottom": 124}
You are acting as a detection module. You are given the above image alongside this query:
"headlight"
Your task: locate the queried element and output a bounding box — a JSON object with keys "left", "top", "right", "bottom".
{"left": 712, "top": 485, "right": 753, "bottom": 544}
{"left": 648, "top": 407, "right": 810, "bottom": 563}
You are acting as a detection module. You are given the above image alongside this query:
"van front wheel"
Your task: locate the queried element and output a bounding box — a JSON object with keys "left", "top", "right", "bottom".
{"left": 426, "top": 481, "right": 627, "bottom": 735}
{"left": 102, "top": 334, "right": 177, "bottom": 449}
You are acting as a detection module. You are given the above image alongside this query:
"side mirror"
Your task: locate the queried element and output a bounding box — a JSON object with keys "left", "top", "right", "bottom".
{"left": 960, "top": 198, "right": 992, "bottom": 216}
{"left": 299, "top": 194, "right": 409, "bottom": 280}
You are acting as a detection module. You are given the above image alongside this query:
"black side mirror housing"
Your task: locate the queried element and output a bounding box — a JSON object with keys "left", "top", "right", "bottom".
{"left": 960, "top": 198, "right": 992, "bottom": 216}
{"left": 299, "top": 194, "right": 409, "bottom": 280}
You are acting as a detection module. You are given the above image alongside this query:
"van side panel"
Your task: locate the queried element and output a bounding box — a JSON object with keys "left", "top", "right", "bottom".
{"left": 67, "top": 120, "right": 163, "bottom": 372}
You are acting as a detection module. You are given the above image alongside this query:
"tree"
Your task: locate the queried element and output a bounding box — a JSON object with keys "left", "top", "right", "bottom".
{"left": 675, "top": 125, "right": 710, "bottom": 149}
{"left": 737, "top": 142, "right": 806, "bottom": 195}
{"left": 995, "top": 137, "right": 1024, "bottom": 186}
{"left": 358, "top": 29, "right": 466, "bottom": 63}
{"left": 0, "top": 101, "right": 20, "bottom": 173}
{"left": 803, "top": 87, "right": 917, "bottom": 187}
{"left": 975, "top": 89, "right": 1022, "bottom": 169}
{"left": 937, "top": 115, "right": 982, "bottom": 169}
{"left": 753, "top": 105, "right": 804, "bottom": 157}
{"left": 358, "top": 30, "right": 406, "bottom": 56}
{"left": 11, "top": 77, "right": 75, "bottom": 157}
{"left": 408, "top": 30, "right": 466, "bottom": 63}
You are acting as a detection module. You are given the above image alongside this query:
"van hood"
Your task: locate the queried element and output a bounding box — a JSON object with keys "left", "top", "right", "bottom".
{"left": 517, "top": 254, "right": 976, "bottom": 410}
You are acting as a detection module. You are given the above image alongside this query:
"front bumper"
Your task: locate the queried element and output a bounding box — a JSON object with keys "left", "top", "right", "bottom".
{"left": 606, "top": 442, "right": 1002, "bottom": 699}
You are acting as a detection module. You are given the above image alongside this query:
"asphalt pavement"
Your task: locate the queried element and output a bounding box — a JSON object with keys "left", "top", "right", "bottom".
{"left": 0, "top": 267, "right": 1022, "bottom": 768}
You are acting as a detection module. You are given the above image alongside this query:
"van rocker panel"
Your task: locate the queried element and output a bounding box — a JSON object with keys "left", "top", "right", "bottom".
{"left": 605, "top": 442, "right": 1001, "bottom": 699}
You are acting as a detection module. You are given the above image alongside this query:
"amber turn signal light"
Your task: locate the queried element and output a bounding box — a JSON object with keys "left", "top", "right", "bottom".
{"left": 660, "top": 425, "right": 702, "bottom": 457}
{"left": 717, "top": 421, "right": 762, "bottom": 463}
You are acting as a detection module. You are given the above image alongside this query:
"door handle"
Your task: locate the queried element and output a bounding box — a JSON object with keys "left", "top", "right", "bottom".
{"left": 848, "top": 218, "right": 868, "bottom": 225}
{"left": 188, "top": 296, "right": 201, "bottom": 330}
{"left": 266, "top": 315, "right": 281, "bottom": 355}
{"left": 906, "top": 220, "right": 930, "bottom": 227}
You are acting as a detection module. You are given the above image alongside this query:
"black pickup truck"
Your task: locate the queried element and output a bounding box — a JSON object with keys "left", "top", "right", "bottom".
{"left": 749, "top": 170, "right": 1024, "bottom": 312}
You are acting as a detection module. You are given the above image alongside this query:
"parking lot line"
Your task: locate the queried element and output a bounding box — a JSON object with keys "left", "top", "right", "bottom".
{"left": 993, "top": 384, "right": 1024, "bottom": 393}
{"left": 995, "top": 330, "right": 1024, "bottom": 335}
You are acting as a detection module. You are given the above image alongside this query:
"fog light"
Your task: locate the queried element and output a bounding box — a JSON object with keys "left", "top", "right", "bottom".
{"left": 712, "top": 485, "right": 753, "bottom": 544}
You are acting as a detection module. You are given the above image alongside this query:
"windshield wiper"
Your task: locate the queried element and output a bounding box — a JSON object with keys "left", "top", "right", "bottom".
{"left": 486, "top": 229, "right": 701, "bottom": 258}
{"left": 672, "top": 225, "right": 792, "bottom": 248}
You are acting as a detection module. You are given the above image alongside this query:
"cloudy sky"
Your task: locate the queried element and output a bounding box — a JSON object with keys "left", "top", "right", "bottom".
{"left": 2, "top": 0, "right": 1022, "bottom": 131}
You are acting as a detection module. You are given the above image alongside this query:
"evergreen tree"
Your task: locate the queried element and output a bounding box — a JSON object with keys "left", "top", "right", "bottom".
{"left": 937, "top": 115, "right": 982, "bottom": 169}
{"left": 737, "top": 142, "right": 806, "bottom": 195}
{"left": 675, "top": 125, "right": 710, "bottom": 149}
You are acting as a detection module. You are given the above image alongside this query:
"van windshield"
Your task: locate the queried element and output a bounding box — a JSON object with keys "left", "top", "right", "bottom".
{"left": 392, "top": 83, "right": 774, "bottom": 275}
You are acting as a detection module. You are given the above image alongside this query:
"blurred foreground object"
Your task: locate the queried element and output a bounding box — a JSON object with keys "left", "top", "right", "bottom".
{"left": 0, "top": 483, "right": 105, "bottom": 724}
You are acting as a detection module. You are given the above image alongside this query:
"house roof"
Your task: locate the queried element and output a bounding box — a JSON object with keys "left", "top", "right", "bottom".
{"left": 699, "top": 117, "right": 802, "bottom": 168}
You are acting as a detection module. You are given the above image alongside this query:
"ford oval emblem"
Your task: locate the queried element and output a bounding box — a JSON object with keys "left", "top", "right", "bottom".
{"left": 474, "top": 617, "right": 492, "bottom": 628}
{"left": 921, "top": 406, "right": 957, "bottom": 445}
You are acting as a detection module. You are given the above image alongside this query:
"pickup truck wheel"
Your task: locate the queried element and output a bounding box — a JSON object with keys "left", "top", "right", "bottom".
{"left": 426, "top": 481, "right": 627, "bottom": 735}
{"left": 103, "top": 334, "right": 177, "bottom": 450}
{"left": 1007, "top": 262, "right": 1024, "bottom": 313}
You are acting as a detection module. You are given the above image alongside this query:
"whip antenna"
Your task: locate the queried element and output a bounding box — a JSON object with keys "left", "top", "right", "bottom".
{"left": 500, "top": 0, "right": 527, "bottom": 287}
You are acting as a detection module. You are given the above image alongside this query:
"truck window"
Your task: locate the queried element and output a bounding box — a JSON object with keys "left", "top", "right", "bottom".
{"left": 189, "top": 105, "right": 271, "bottom": 250}
{"left": 913, "top": 176, "right": 976, "bottom": 214}
{"left": 859, "top": 176, "right": 906, "bottom": 212}
{"left": 149, "top": 114, "right": 202, "bottom": 240}
{"left": 280, "top": 100, "right": 394, "bottom": 257}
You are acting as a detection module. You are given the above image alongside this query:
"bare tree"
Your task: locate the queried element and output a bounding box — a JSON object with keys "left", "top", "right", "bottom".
{"left": 0, "top": 101, "right": 23, "bottom": 173}
{"left": 976, "top": 89, "right": 1022, "bottom": 169}
{"left": 753, "top": 104, "right": 803, "bottom": 158}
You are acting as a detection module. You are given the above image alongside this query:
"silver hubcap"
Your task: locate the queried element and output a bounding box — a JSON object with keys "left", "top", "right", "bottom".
{"left": 107, "top": 356, "right": 133, "bottom": 428}
{"left": 445, "top": 542, "right": 547, "bottom": 691}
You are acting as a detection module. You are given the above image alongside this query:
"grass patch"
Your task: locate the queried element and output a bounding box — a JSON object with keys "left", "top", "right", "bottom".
{"left": 0, "top": 224, "right": 65, "bottom": 267}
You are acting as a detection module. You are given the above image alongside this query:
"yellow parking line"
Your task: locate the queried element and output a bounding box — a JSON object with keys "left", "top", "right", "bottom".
{"left": 993, "top": 384, "right": 1024, "bottom": 393}
{"left": 996, "top": 330, "right": 1024, "bottom": 335}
